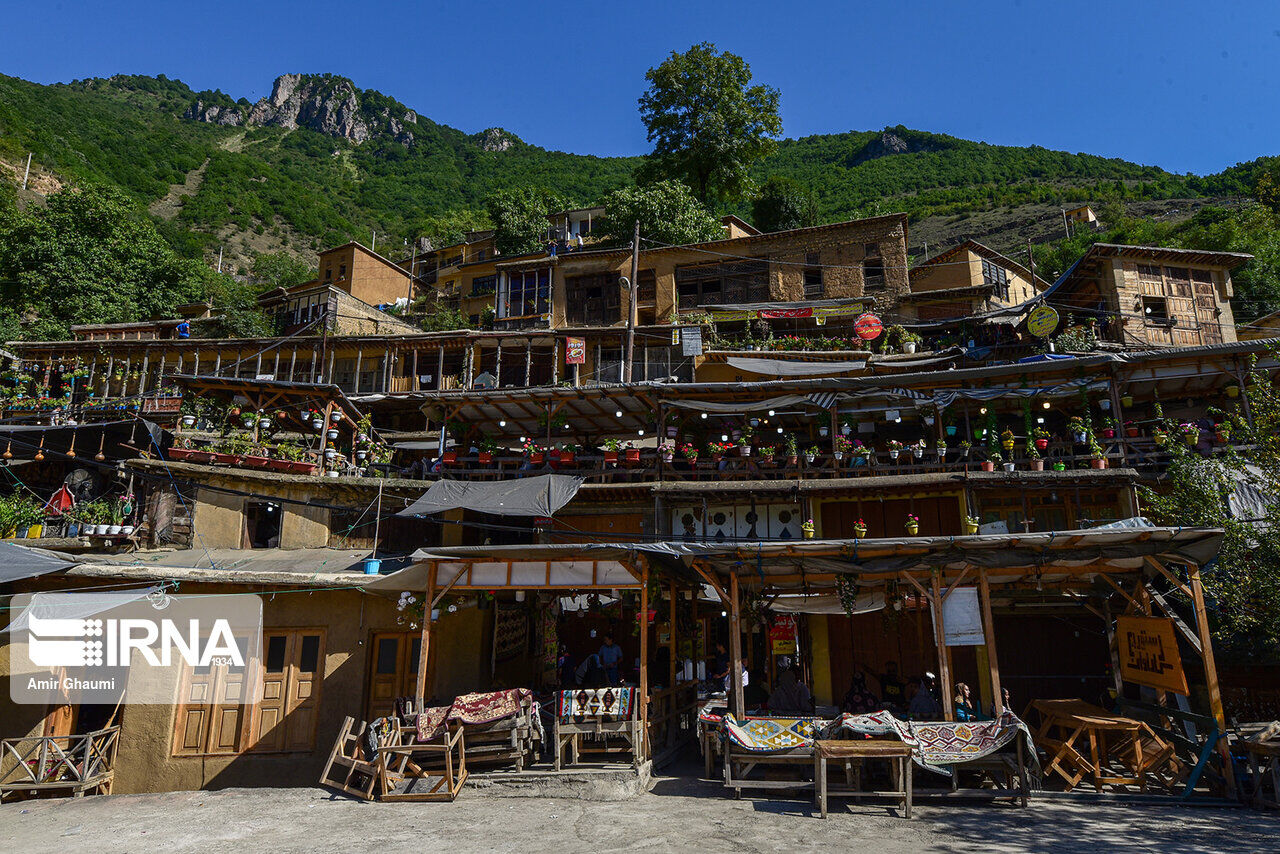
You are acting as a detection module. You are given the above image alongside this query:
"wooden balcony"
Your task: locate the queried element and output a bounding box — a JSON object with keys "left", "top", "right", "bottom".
{"left": 0, "top": 725, "right": 120, "bottom": 801}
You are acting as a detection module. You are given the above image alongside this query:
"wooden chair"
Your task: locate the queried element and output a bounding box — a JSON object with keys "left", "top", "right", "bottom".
{"left": 318, "top": 716, "right": 391, "bottom": 801}
{"left": 376, "top": 723, "right": 467, "bottom": 802}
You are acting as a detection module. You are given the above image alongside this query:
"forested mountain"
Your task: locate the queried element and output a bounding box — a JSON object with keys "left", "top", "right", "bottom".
{"left": 3, "top": 71, "right": 1272, "bottom": 275}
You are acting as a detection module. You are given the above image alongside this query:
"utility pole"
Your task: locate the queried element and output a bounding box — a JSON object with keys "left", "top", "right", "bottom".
{"left": 1027, "top": 239, "right": 1036, "bottom": 288}
{"left": 623, "top": 220, "right": 640, "bottom": 383}
{"left": 1061, "top": 209, "right": 1071, "bottom": 240}
{"left": 371, "top": 230, "right": 377, "bottom": 252}
{"left": 21, "top": 153, "right": 32, "bottom": 191}
{"left": 216, "top": 246, "right": 223, "bottom": 274}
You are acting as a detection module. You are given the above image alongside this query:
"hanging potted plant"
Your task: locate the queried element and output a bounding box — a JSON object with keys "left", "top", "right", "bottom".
{"left": 1225, "top": 383, "right": 1240, "bottom": 399}
{"left": 1099, "top": 417, "right": 1117, "bottom": 440}
{"left": 818, "top": 424, "right": 830, "bottom": 438}
{"left": 904, "top": 514, "right": 920, "bottom": 535}
{"left": 1153, "top": 427, "right": 1169, "bottom": 447}
{"left": 833, "top": 435, "right": 852, "bottom": 462}
{"left": 887, "top": 439, "right": 903, "bottom": 460}
{"left": 801, "top": 518, "right": 815, "bottom": 539}
{"left": 658, "top": 440, "right": 675, "bottom": 463}
{"left": 840, "top": 419, "right": 852, "bottom": 436}
{"left": 257, "top": 411, "right": 272, "bottom": 430}
{"left": 680, "top": 442, "right": 699, "bottom": 464}
{"left": 1099, "top": 398, "right": 1111, "bottom": 412}
{"left": 559, "top": 442, "right": 578, "bottom": 464}
{"left": 957, "top": 439, "right": 972, "bottom": 460}
{"left": 1033, "top": 426, "right": 1051, "bottom": 450}
{"left": 331, "top": 409, "right": 343, "bottom": 423}
{"left": 911, "top": 439, "right": 926, "bottom": 460}
{"left": 1180, "top": 422, "right": 1200, "bottom": 446}
{"left": 963, "top": 515, "right": 980, "bottom": 535}
{"left": 783, "top": 434, "right": 799, "bottom": 467}
{"left": 624, "top": 442, "right": 641, "bottom": 464}
{"left": 1067, "top": 416, "right": 1088, "bottom": 444}
{"left": 852, "top": 518, "right": 868, "bottom": 539}
{"left": 1214, "top": 423, "right": 1231, "bottom": 445}
{"left": 326, "top": 427, "right": 339, "bottom": 441}
{"left": 982, "top": 451, "right": 1001, "bottom": 472}
{"left": 1000, "top": 429, "right": 1016, "bottom": 452}
{"left": 478, "top": 438, "right": 497, "bottom": 465}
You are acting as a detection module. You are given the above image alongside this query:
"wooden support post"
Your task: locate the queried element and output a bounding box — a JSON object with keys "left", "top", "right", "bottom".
{"left": 1101, "top": 596, "right": 1124, "bottom": 700}
{"left": 437, "top": 347, "right": 445, "bottom": 391}
{"left": 494, "top": 341, "right": 502, "bottom": 387}
{"left": 411, "top": 348, "right": 419, "bottom": 391}
{"left": 353, "top": 348, "right": 363, "bottom": 394}
{"left": 639, "top": 559, "right": 650, "bottom": 762}
{"left": 977, "top": 568, "right": 1003, "bottom": 716}
{"left": 289, "top": 347, "right": 297, "bottom": 382}
{"left": 930, "top": 570, "right": 955, "bottom": 721}
{"left": 1187, "top": 561, "right": 1236, "bottom": 798}
{"left": 318, "top": 401, "right": 334, "bottom": 473}
{"left": 524, "top": 342, "right": 532, "bottom": 388}
{"left": 414, "top": 563, "right": 436, "bottom": 707}
{"left": 729, "top": 571, "right": 745, "bottom": 718}
{"left": 668, "top": 582, "right": 678, "bottom": 690}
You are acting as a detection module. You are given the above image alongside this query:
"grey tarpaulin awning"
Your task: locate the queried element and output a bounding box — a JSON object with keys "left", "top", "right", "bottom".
{"left": 397, "top": 474, "right": 585, "bottom": 518}
{"left": 0, "top": 542, "right": 76, "bottom": 585}
{"left": 725, "top": 356, "right": 867, "bottom": 377}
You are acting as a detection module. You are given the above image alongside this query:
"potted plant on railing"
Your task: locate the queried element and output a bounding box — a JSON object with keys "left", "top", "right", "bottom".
{"left": 833, "top": 435, "right": 852, "bottom": 462}
{"left": 757, "top": 445, "right": 776, "bottom": 466}
{"left": 803, "top": 445, "right": 817, "bottom": 465}
{"left": 523, "top": 441, "right": 545, "bottom": 465}
{"left": 737, "top": 434, "right": 753, "bottom": 458}
{"left": 1180, "top": 422, "right": 1200, "bottom": 447}
{"left": 1099, "top": 417, "right": 1117, "bottom": 440}
{"left": 1026, "top": 441, "right": 1044, "bottom": 471}
{"left": 705, "top": 441, "right": 725, "bottom": 463}
{"left": 658, "top": 440, "right": 675, "bottom": 463}
{"left": 982, "top": 451, "right": 1000, "bottom": 472}
{"left": 1032, "top": 426, "right": 1051, "bottom": 450}
{"left": 801, "top": 518, "right": 815, "bottom": 539}
{"left": 1214, "top": 423, "right": 1231, "bottom": 445}
{"left": 1090, "top": 440, "right": 1107, "bottom": 469}
{"left": 1067, "top": 416, "right": 1088, "bottom": 444}
{"left": 680, "top": 442, "right": 699, "bottom": 464}
{"left": 274, "top": 442, "right": 319, "bottom": 475}
{"left": 958, "top": 439, "right": 972, "bottom": 460}
{"left": 852, "top": 518, "right": 868, "bottom": 538}
{"left": 964, "top": 515, "right": 980, "bottom": 535}
{"left": 937, "top": 439, "right": 948, "bottom": 458}
{"left": 904, "top": 514, "right": 920, "bottom": 535}
{"left": 783, "top": 434, "right": 799, "bottom": 467}
{"left": 624, "top": 442, "right": 641, "bottom": 464}
{"left": 886, "top": 439, "right": 903, "bottom": 460}
{"left": 1124, "top": 420, "right": 1140, "bottom": 439}
{"left": 242, "top": 443, "right": 273, "bottom": 470}
{"left": 911, "top": 439, "right": 926, "bottom": 460}
{"left": 559, "top": 442, "right": 578, "bottom": 464}
{"left": 1153, "top": 427, "right": 1169, "bottom": 447}
{"left": 1000, "top": 429, "right": 1016, "bottom": 453}
{"left": 478, "top": 438, "right": 497, "bottom": 465}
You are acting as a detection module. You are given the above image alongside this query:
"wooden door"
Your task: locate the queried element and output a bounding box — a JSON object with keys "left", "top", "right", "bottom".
{"left": 254, "top": 630, "right": 325, "bottom": 752}
{"left": 366, "top": 632, "right": 421, "bottom": 721}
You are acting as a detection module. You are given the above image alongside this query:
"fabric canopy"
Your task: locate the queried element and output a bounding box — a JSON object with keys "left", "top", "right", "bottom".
{"left": 0, "top": 542, "right": 76, "bottom": 586}
{"left": 4, "top": 589, "right": 152, "bottom": 634}
{"left": 724, "top": 356, "right": 867, "bottom": 377}
{"left": 397, "top": 474, "right": 584, "bottom": 518}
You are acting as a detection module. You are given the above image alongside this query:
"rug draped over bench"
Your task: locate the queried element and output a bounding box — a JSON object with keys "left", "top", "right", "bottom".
{"left": 837, "top": 710, "right": 1039, "bottom": 775}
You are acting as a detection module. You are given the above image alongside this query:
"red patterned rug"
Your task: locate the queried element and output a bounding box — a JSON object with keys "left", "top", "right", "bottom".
{"left": 415, "top": 689, "right": 537, "bottom": 741}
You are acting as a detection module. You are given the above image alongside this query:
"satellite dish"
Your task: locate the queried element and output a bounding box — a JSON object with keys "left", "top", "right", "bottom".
{"left": 64, "top": 468, "right": 103, "bottom": 502}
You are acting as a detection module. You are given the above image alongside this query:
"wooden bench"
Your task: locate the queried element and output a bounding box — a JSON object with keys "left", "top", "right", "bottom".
{"left": 377, "top": 723, "right": 467, "bottom": 802}
{"left": 554, "top": 689, "right": 644, "bottom": 770}
{"left": 813, "top": 740, "right": 912, "bottom": 819}
{"left": 721, "top": 715, "right": 828, "bottom": 798}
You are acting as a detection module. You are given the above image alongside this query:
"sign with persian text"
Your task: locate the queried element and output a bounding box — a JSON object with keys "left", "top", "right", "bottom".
{"left": 565, "top": 337, "right": 586, "bottom": 365}
{"left": 769, "top": 614, "right": 798, "bottom": 655}
{"left": 1117, "top": 616, "right": 1188, "bottom": 695}
{"left": 681, "top": 327, "right": 703, "bottom": 357}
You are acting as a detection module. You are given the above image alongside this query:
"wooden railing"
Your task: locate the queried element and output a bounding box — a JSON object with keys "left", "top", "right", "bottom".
{"left": 0, "top": 725, "right": 120, "bottom": 799}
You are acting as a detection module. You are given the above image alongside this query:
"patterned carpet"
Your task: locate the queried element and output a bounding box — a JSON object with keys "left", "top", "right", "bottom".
{"left": 557, "top": 687, "right": 636, "bottom": 721}
{"left": 838, "top": 709, "right": 1039, "bottom": 775}
{"left": 721, "top": 714, "right": 830, "bottom": 752}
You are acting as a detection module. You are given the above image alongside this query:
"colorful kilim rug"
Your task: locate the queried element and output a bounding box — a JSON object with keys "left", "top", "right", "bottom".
{"left": 415, "top": 689, "right": 539, "bottom": 742}
{"left": 838, "top": 710, "right": 1039, "bottom": 776}
{"left": 494, "top": 604, "right": 528, "bottom": 663}
{"left": 557, "top": 687, "right": 636, "bottom": 721}
{"left": 721, "top": 714, "right": 830, "bottom": 752}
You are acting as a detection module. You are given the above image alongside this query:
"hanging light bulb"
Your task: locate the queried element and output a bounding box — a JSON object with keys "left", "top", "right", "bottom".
{"left": 499, "top": 420, "right": 506, "bottom": 427}
{"left": 637, "top": 429, "right": 645, "bottom": 436}
{"left": 700, "top": 413, "right": 707, "bottom": 420}
{"left": 777, "top": 427, "right": 783, "bottom": 433}
{"left": 615, "top": 410, "right": 623, "bottom": 418}
{"left": 1042, "top": 401, "right": 1051, "bottom": 410}
{"left": 721, "top": 434, "right": 729, "bottom": 442}
{"left": 767, "top": 410, "right": 775, "bottom": 417}
{"left": 1036, "top": 417, "right": 1045, "bottom": 425}
{"left": 979, "top": 407, "right": 988, "bottom": 415}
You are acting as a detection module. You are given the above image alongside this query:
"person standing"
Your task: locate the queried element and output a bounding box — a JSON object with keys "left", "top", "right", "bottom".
{"left": 597, "top": 633, "right": 623, "bottom": 684}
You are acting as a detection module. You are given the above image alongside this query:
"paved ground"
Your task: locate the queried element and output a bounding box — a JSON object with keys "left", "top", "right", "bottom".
{"left": 3, "top": 774, "right": 1277, "bottom": 854}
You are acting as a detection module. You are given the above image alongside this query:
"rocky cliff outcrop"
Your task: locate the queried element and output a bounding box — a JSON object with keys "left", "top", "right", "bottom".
{"left": 848, "top": 127, "right": 946, "bottom": 166}
{"left": 185, "top": 74, "right": 419, "bottom": 146}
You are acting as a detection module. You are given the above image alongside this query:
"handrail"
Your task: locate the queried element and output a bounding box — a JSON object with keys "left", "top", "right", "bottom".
{"left": 0, "top": 725, "right": 120, "bottom": 786}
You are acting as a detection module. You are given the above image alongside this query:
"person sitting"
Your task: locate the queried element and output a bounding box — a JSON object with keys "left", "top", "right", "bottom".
{"left": 878, "top": 660, "right": 907, "bottom": 714}
{"left": 841, "top": 671, "right": 879, "bottom": 715}
{"left": 953, "top": 682, "right": 982, "bottom": 721}
{"left": 907, "top": 674, "right": 942, "bottom": 720}
{"left": 768, "top": 668, "right": 812, "bottom": 714}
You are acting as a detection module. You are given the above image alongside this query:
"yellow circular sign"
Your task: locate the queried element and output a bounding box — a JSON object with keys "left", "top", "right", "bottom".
{"left": 1027, "top": 304, "right": 1059, "bottom": 338}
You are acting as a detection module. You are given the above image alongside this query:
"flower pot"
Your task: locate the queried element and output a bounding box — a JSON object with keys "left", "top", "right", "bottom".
{"left": 106, "top": 525, "right": 122, "bottom": 536}
{"left": 945, "top": 425, "right": 957, "bottom": 437}
{"left": 710, "top": 453, "right": 723, "bottom": 463}
{"left": 853, "top": 525, "right": 867, "bottom": 539}
{"left": 802, "top": 529, "right": 814, "bottom": 539}
{"left": 1214, "top": 431, "right": 1228, "bottom": 445}
{"left": 331, "top": 411, "right": 342, "bottom": 422}
{"left": 840, "top": 424, "right": 851, "bottom": 435}
{"left": 1184, "top": 434, "right": 1197, "bottom": 447}
{"left": 1030, "top": 459, "right": 1044, "bottom": 471}
{"left": 804, "top": 454, "right": 816, "bottom": 464}
{"left": 1072, "top": 432, "right": 1087, "bottom": 444}
{"left": 1002, "top": 462, "right": 1015, "bottom": 472}
{"left": 912, "top": 448, "right": 924, "bottom": 459}
{"left": 324, "top": 449, "right": 338, "bottom": 460}
{"left": 243, "top": 455, "right": 272, "bottom": 469}
{"left": 1101, "top": 429, "right": 1115, "bottom": 439}
{"left": 904, "top": 342, "right": 918, "bottom": 354}
{"left": 121, "top": 525, "right": 135, "bottom": 536}
{"left": 357, "top": 432, "right": 369, "bottom": 443}
{"left": 924, "top": 415, "right": 935, "bottom": 426}
{"left": 833, "top": 452, "right": 844, "bottom": 462}
{"left": 1001, "top": 440, "right": 1015, "bottom": 451}
{"left": 661, "top": 452, "right": 673, "bottom": 463}
{"left": 905, "top": 523, "right": 919, "bottom": 535}
{"left": 327, "top": 429, "right": 339, "bottom": 440}
{"left": 1099, "top": 399, "right": 1111, "bottom": 411}
{"left": 211, "top": 452, "right": 239, "bottom": 465}
{"left": 549, "top": 449, "right": 561, "bottom": 461}
{"left": 1052, "top": 462, "right": 1066, "bottom": 471}
{"left": 312, "top": 419, "right": 324, "bottom": 430}
{"left": 326, "top": 470, "right": 340, "bottom": 478}
{"left": 1120, "top": 395, "right": 1133, "bottom": 408}
{"left": 889, "top": 449, "right": 899, "bottom": 459}
{"left": 356, "top": 450, "right": 368, "bottom": 461}
{"left": 819, "top": 426, "right": 829, "bottom": 437}
{"left": 964, "top": 522, "right": 980, "bottom": 535}
{"left": 1035, "top": 438, "right": 1049, "bottom": 451}
{"left": 666, "top": 427, "right": 678, "bottom": 438}
{"left": 1090, "top": 458, "right": 1107, "bottom": 470}
{"left": 604, "top": 451, "right": 618, "bottom": 464}
{"left": 66, "top": 522, "right": 79, "bottom": 537}
{"left": 181, "top": 415, "right": 196, "bottom": 427}
{"left": 739, "top": 446, "right": 752, "bottom": 458}
{"left": 285, "top": 461, "right": 319, "bottom": 475}
{"left": 529, "top": 452, "right": 544, "bottom": 465}
{"left": 442, "top": 450, "right": 456, "bottom": 464}
{"left": 478, "top": 451, "right": 493, "bottom": 464}
{"left": 785, "top": 455, "right": 798, "bottom": 467}
{"left": 980, "top": 461, "right": 995, "bottom": 472}
{"left": 560, "top": 452, "right": 575, "bottom": 464}
{"left": 267, "top": 459, "right": 293, "bottom": 473}
{"left": 624, "top": 449, "right": 641, "bottom": 463}
{"left": 1125, "top": 428, "right": 1140, "bottom": 438}
{"left": 1225, "top": 385, "right": 1240, "bottom": 398}
{"left": 258, "top": 418, "right": 271, "bottom": 429}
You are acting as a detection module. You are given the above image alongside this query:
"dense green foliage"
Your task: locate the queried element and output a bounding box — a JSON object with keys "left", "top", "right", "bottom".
{"left": 0, "top": 185, "right": 266, "bottom": 340}
{"left": 751, "top": 175, "right": 819, "bottom": 233}
{"left": 250, "top": 251, "right": 315, "bottom": 291}
{"left": 1142, "top": 365, "right": 1280, "bottom": 660}
{"left": 486, "top": 188, "right": 566, "bottom": 256}
{"left": 594, "top": 181, "right": 723, "bottom": 248}
{"left": 637, "top": 43, "right": 782, "bottom": 205}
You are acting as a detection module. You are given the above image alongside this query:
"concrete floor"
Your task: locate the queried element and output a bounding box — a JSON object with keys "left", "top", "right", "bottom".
{"left": 3, "top": 774, "right": 1277, "bottom": 854}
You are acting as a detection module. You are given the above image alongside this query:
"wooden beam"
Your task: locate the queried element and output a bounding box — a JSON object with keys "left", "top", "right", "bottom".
{"left": 414, "top": 562, "right": 436, "bottom": 707}
{"left": 978, "top": 567, "right": 1003, "bottom": 716}
{"left": 1099, "top": 573, "right": 1142, "bottom": 612}
{"left": 1187, "top": 562, "right": 1236, "bottom": 797}
{"left": 930, "top": 570, "right": 955, "bottom": 721}
{"left": 639, "top": 558, "right": 650, "bottom": 762}
{"left": 1144, "top": 556, "right": 1192, "bottom": 598}
{"left": 729, "top": 571, "right": 745, "bottom": 718}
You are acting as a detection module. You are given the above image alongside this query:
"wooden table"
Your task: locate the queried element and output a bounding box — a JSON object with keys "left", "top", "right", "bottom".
{"left": 1030, "top": 699, "right": 1174, "bottom": 792}
{"left": 813, "top": 740, "right": 912, "bottom": 819}
{"left": 1245, "top": 739, "right": 1280, "bottom": 810}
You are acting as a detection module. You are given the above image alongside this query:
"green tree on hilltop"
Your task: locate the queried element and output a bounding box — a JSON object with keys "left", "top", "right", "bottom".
{"left": 637, "top": 43, "right": 782, "bottom": 206}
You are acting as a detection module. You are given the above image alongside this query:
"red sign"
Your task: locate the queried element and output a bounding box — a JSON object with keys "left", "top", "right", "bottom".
{"left": 854, "top": 313, "right": 883, "bottom": 340}
{"left": 769, "top": 615, "right": 798, "bottom": 655}
{"left": 565, "top": 337, "right": 586, "bottom": 365}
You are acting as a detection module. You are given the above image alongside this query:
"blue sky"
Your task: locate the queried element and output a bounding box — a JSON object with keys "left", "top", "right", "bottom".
{"left": 9, "top": 0, "right": 1279, "bottom": 174}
